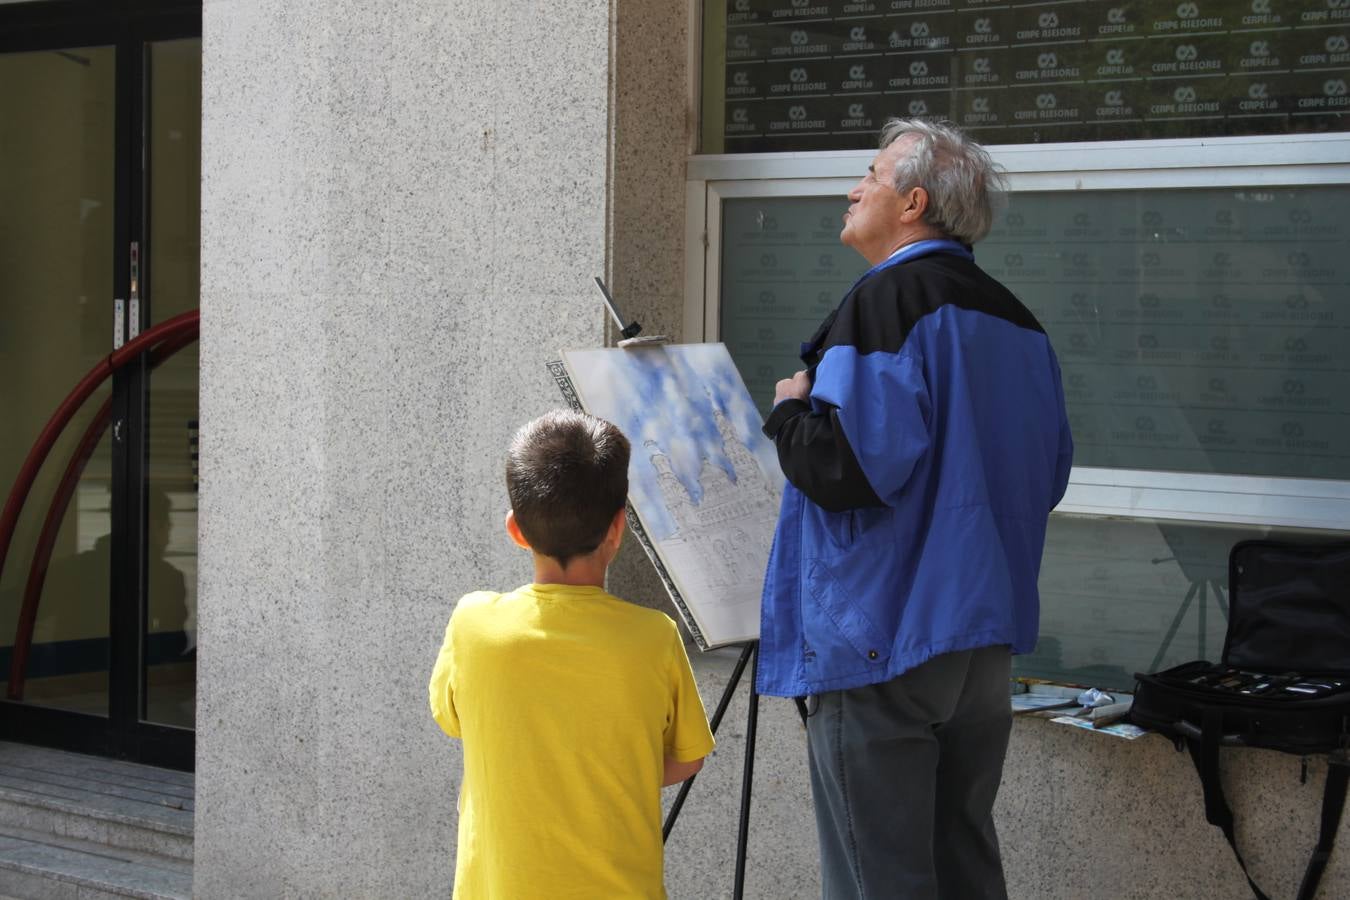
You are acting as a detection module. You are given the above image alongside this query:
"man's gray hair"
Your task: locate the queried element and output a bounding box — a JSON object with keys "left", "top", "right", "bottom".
{"left": 879, "top": 118, "right": 1006, "bottom": 245}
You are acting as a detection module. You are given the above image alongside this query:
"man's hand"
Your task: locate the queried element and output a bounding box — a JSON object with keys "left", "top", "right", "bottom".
{"left": 774, "top": 370, "right": 812, "bottom": 406}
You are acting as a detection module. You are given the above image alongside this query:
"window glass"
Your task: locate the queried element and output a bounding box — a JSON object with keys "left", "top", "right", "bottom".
{"left": 720, "top": 196, "right": 866, "bottom": 415}
{"left": 721, "top": 186, "right": 1350, "bottom": 479}
{"left": 1025, "top": 516, "right": 1346, "bottom": 689}
{"left": 716, "top": 189, "right": 1350, "bottom": 690}
{"left": 702, "top": 0, "right": 1350, "bottom": 153}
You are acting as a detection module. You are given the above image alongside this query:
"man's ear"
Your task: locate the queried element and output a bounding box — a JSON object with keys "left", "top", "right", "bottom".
{"left": 899, "top": 186, "right": 929, "bottom": 223}
{"left": 505, "top": 510, "right": 532, "bottom": 550}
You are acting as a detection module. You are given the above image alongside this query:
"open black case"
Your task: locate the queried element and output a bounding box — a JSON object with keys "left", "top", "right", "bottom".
{"left": 1131, "top": 541, "right": 1350, "bottom": 900}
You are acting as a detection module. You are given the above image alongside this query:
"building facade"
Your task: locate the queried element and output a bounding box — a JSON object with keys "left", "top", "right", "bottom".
{"left": 1, "top": 0, "right": 1347, "bottom": 896}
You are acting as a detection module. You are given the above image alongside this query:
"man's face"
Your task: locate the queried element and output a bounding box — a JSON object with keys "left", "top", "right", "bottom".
{"left": 840, "top": 137, "right": 915, "bottom": 264}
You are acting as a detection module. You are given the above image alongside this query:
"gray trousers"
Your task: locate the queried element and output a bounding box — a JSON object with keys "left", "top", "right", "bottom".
{"left": 805, "top": 646, "right": 1013, "bottom": 900}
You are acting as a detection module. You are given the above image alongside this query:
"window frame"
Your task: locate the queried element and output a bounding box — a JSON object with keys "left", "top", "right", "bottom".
{"left": 684, "top": 132, "right": 1350, "bottom": 533}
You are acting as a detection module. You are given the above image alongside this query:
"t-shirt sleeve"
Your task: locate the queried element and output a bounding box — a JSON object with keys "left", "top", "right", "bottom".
{"left": 663, "top": 625, "right": 716, "bottom": 762}
{"left": 428, "top": 613, "right": 461, "bottom": 739}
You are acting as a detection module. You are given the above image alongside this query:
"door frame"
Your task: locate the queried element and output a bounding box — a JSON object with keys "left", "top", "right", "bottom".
{"left": 0, "top": 0, "right": 200, "bottom": 771}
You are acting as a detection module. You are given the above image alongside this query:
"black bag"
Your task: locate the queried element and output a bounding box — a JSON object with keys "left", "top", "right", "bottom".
{"left": 1131, "top": 540, "right": 1350, "bottom": 900}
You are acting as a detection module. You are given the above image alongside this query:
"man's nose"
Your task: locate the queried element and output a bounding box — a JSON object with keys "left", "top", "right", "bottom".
{"left": 847, "top": 181, "right": 864, "bottom": 201}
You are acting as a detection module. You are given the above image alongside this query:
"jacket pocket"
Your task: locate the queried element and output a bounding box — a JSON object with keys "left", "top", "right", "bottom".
{"left": 803, "top": 559, "right": 891, "bottom": 667}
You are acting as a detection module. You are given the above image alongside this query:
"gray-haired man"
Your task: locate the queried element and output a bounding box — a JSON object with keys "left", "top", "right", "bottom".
{"left": 758, "top": 120, "right": 1074, "bottom": 898}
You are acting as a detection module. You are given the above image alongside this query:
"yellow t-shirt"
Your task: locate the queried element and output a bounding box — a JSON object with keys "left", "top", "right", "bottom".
{"left": 428, "top": 584, "right": 716, "bottom": 899}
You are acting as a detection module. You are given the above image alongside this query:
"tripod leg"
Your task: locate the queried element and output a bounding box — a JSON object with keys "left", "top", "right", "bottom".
{"left": 663, "top": 641, "right": 755, "bottom": 842}
{"left": 734, "top": 643, "right": 760, "bottom": 900}
{"left": 1149, "top": 581, "right": 1200, "bottom": 671}
{"left": 1212, "top": 581, "right": 1229, "bottom": 619}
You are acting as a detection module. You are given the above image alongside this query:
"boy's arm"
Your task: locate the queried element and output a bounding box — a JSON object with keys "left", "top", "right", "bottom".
{"left": 663, "top": 756, "right": 704, "bottom": 787}
{"left": 428, "top": 616, "right": 461, "bottom": 738}
{"left": 662, "top": 623, "right": 716, "bottom": 786}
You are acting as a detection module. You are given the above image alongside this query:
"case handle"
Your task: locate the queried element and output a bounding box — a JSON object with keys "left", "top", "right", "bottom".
{"left": 1174, "top": 720, "right": 1247, "bottom": 747}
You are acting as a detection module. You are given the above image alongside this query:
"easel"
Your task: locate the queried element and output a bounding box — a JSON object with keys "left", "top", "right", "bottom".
{"left": 662, "top": 641, "right": 760, "bottom": 898}
{"left": 572, "top": 279, "right": 797, "bottom": 899}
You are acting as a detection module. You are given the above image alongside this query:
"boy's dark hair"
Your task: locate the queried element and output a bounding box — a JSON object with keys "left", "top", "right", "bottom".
{"left": 506, "top": 410, "right": 631, "bottom": 567}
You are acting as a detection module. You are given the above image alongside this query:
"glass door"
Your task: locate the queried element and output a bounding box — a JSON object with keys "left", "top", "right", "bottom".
{"left": 0, "top": 3, "right": 200, "bottom": 769}
{"left": 0, "top": 44, "right": 117, "bottom": 717}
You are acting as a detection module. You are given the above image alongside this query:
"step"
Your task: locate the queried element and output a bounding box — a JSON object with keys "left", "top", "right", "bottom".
{"left": 0, "top": 743, "right": 192, "bottom": 863}
{"left": 0, "top": 824, "right": 191, "bottom": 900}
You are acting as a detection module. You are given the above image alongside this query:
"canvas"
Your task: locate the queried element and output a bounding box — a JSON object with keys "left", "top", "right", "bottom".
{"left": 552, "top": 343, "right": 784, "bottom": 649}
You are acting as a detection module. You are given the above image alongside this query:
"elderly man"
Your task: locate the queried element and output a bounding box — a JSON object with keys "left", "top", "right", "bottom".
{"left": 758, "top": 119, "right": 1073, "bottom": 899}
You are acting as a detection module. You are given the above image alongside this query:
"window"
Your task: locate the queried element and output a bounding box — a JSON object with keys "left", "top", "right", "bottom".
{"left": 701, "top": 0, "right": 1350, "bottom": 154}
{"left": 686, "top": 135, "right": 1350, "bottom": 688}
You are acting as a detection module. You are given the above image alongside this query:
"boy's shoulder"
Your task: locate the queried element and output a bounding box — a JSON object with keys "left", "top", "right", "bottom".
{"left": 600, "top": 592, "right": 681, "bottom": 638}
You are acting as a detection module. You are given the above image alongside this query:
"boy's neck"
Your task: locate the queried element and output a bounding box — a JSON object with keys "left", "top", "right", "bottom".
{"left": 532, "top": 552, "right": 608, "bottom": 589}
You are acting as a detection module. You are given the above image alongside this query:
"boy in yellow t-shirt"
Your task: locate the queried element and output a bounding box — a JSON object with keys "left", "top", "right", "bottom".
{"left": 429, "top": 410, "right": 716, "bottom": 899}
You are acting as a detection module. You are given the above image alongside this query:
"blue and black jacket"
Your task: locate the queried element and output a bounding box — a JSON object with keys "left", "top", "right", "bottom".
{"left": 756, "top": 241, "right": 1073, "bottom": 697}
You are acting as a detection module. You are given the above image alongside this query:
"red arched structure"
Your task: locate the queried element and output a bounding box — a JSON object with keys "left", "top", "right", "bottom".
{"left": 2, "top": 309, "right": 199, "bottom": 699}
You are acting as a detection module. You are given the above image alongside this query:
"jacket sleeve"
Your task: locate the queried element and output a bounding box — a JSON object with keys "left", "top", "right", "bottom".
{"left": 763, "top": 342, "right": 931, "bottom": 511}
{"left": 1048, "top": 348, "right": 1074, "bottom": 509}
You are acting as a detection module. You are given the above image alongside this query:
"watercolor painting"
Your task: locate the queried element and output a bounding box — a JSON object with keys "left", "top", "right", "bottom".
{"left": 558, "top": 343, "right": 784, "bottom": 648}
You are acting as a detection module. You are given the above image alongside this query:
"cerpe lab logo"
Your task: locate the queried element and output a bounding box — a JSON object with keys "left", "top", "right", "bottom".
{"left": 1249, "top": 40, "right": 1270, "bottom": 57}
{"left": 972, "top": 97, "right": 991, "bottom": 113}
{"left": 1251, "top": 0, "right": 1270, "bottom": 13}
{"left": 1248, "top": 82, "right": 1268, "bottom": 99}
{"left": 1073, "top": 212, "right": 1091, "bottom": 226}
{"left": 1105, "top": 90, "right": 1124, "bottom": 106}
{"left": 974, "top": 17, "right": 993, "bottom": 33}
{"left": 847, "top": 103, "right": 866, "bottom": 118}
{"left": 850, "top": 26, "right": 868, "bottom": 41}
{"left": 973, "top": 57, "right": 992, "bottom": 73}
{"left": 1106, "top": 48, "right": 1125, "bottom": 65}
{"left": 732, "top": 108, "right": 749, "bottom": 123}
{"left": 733, "top": 34, "right": 750, "bottom": 50}
{"left": 1107, "top": 7, "right": 1127, "bottom": 23}
{"left": 734, "top": 0, "right": 750, "bottom": 11}
{"left": 733, "top": 71, "right": 750, "bottom": 86}
{"left": 849, "top": 64, "right": 867, "bottom": 80}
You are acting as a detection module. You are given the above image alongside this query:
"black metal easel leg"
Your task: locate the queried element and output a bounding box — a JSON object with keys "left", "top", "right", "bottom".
{"left": 663, "top": 641, "right": 756, "bottom": 842}
{"left": 733, "top": 643, "right": 760, "bottom": 900}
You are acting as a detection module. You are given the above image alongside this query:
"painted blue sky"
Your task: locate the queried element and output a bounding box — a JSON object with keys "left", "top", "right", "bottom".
{"left": 563, "top": 344, "right": 784, "bottom": 541}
